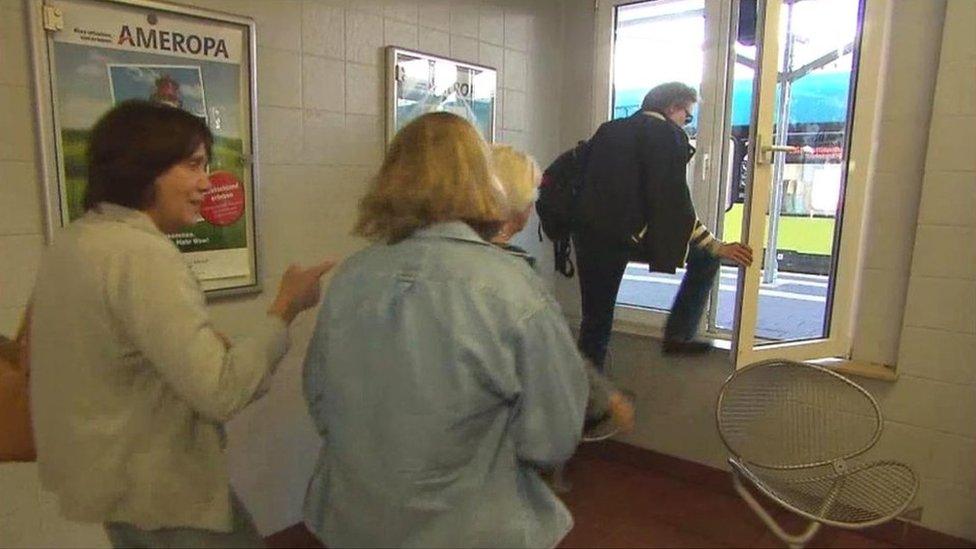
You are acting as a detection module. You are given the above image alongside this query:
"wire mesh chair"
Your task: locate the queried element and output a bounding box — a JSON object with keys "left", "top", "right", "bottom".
{"left": 716, "top": 359, "right": 918, "bottom": 548}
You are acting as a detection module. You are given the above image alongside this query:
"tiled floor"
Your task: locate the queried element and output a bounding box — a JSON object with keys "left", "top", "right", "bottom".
{"left": 557, "top": 449, "right": 881, "bottom": 548}
{"left": 267, "top": 442, "right": 974, "bottom": 548}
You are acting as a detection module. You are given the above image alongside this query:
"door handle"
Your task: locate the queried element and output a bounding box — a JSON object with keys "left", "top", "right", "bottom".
{"left": 756, "top": 134, "right": 797, "bottom": 164}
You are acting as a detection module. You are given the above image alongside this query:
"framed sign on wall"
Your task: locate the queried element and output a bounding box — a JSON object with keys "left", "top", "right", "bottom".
{"left": 386, "top": 46, "right": 497, "bottom": 143}
{"left": 28, "top": 0, "right": 262, "bottom": 296}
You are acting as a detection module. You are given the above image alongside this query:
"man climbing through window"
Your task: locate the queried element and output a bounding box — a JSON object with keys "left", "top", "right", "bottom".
{"left": 575, "top": 82, "right": 753, "bottom": 364}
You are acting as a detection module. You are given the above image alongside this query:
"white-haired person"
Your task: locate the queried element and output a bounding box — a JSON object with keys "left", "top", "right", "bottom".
{"left": 301, "top": 113, "right": 589, "bottom": 548}
{"left": 487, "top": 144, "right": 541, "bottom": 266}
{"left": 489, "top": 144, "right": 635, "bottom": 438}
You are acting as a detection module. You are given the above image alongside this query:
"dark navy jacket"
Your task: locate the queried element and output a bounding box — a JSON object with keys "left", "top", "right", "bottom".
{"left": 577, "top": 111, "right": 697, "bottom": 273}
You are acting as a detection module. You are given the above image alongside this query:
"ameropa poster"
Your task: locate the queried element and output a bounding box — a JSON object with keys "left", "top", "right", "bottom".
{"left": 43, "top": 0, "right": 259, "bottom": 293}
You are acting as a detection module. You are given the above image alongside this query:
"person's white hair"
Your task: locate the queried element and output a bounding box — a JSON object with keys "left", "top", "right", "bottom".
{"left": 490, "top": 144, "right": 541, "bottom": 218}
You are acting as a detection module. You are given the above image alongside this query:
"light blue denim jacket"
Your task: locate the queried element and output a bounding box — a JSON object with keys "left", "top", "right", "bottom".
{"left": 302, "top": 222, "right": 589, "bottom": 548}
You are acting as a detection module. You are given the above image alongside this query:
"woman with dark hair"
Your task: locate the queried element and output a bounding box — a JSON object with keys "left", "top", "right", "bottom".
{"left": 30, "top": 100, "right": 334, "bottom": 548}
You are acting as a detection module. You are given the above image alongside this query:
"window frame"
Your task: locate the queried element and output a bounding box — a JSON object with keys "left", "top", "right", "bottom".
{"left": 588, "top": 0, "right": 888, "bottom": 369}
{"left": 731, "top": 0, "right": 882, "bottom": 367}
{"left": 591, "top": 0, "right": 736, "bottom": 336}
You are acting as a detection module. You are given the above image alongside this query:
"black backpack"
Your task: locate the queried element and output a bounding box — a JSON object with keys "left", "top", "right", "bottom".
{"left": 536, "top": 140, "right": 589, "bottom": 277}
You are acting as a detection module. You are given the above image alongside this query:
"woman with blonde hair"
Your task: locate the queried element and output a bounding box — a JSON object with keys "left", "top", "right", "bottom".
{"left": 302, "top": 112, "right": 589, "bottom": 548}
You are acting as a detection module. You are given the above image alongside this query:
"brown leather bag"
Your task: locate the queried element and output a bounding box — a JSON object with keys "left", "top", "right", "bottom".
{"left": 0, "top": 307, "right": 35, "bottom": 462}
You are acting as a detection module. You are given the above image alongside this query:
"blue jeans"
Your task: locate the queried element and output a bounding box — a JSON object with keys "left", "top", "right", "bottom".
{"left": 576, "top": 234, "right": 720, "bottom": 367}
{"left": 664, "top": 245, "right": 721, "bottom": 342}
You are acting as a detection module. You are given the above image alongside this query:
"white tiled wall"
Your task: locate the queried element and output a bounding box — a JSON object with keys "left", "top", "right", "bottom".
{"left": 0, "top": 0, "right": 563, "bottom": 544}
{"left": 888, "top": 0, "right": 976, "bottom": 538}
{"left": 0, "top": 1, "right": 112, "bottom": 545}
{"left": 0, "top": 0, "right": 39, "bottom": 336}
{"left": 851, "top": 0, "right": 947, "bottom": 366}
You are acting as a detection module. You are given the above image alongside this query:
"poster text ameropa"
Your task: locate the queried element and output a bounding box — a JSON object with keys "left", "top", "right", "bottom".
{"left": 117, "top": 25, "right": 229, "bottom": 59}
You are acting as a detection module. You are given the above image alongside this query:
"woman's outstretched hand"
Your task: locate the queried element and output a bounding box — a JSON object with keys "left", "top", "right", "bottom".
{"left": 268, "top": 260, "right": 337, "bottom": 323}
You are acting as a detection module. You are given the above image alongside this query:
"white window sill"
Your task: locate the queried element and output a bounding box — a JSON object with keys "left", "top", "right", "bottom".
{"left": 564, "top": 311, "right": 897, "bottom": 382}
{"left": 809, "top": 358, "right": 898, "bottom": 382}
{"left": 564, "top": 308, "right": 733, "bottom": 352}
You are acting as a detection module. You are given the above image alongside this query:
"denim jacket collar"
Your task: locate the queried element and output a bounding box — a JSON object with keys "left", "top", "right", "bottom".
{"left": 411, "top": 221, "right": 492, "bottom": 247}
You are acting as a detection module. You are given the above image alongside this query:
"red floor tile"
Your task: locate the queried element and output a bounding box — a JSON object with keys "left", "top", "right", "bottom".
{"left": 561, "top": 456, "right": 769, "bottom": 547}
{"left": 265, "top": 443, "right": 972, "bottom": 549}
{"left": 265, "top": 523, "right": 324, "bottom": 548}
{"left": 827, "top": 530, "right": 898, "bottom": 548}
{"left": 561, "top": 519, "right": 729, "bottom": 549}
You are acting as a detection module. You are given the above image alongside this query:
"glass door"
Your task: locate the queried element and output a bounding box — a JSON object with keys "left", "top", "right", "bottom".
{"left": 732, "top": 0, "right": 872, "bottom": 367}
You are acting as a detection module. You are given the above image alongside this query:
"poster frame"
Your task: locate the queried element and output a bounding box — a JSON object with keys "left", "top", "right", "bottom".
{"left": 385, "top": 46, "right": 497, "bottom": 144}
{"left": 27, "top": 0, "right": 263, "bottom": 298}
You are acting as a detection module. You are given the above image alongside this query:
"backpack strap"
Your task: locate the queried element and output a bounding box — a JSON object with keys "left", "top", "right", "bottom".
{"left": 553, "top": 238, "right": 576, "bottom": 278}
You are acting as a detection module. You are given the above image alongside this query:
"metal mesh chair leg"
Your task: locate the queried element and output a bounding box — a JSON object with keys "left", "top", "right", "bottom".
{"left": 732, "top": 471, "right": 822, "bottom": 549}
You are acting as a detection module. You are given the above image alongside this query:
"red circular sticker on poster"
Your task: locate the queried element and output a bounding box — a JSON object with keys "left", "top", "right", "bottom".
{"left": 200, "top": 171, "right": 245, "bottom": 226}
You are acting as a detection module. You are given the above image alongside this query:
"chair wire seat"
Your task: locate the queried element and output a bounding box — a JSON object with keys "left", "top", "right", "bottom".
{"left": 716, "top": 360, "right": 918, "bottom": 547}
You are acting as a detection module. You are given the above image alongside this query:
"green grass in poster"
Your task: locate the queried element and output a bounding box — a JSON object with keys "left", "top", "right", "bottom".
{"left": 61, "top": 129, "right": 248, "bottom": 251}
